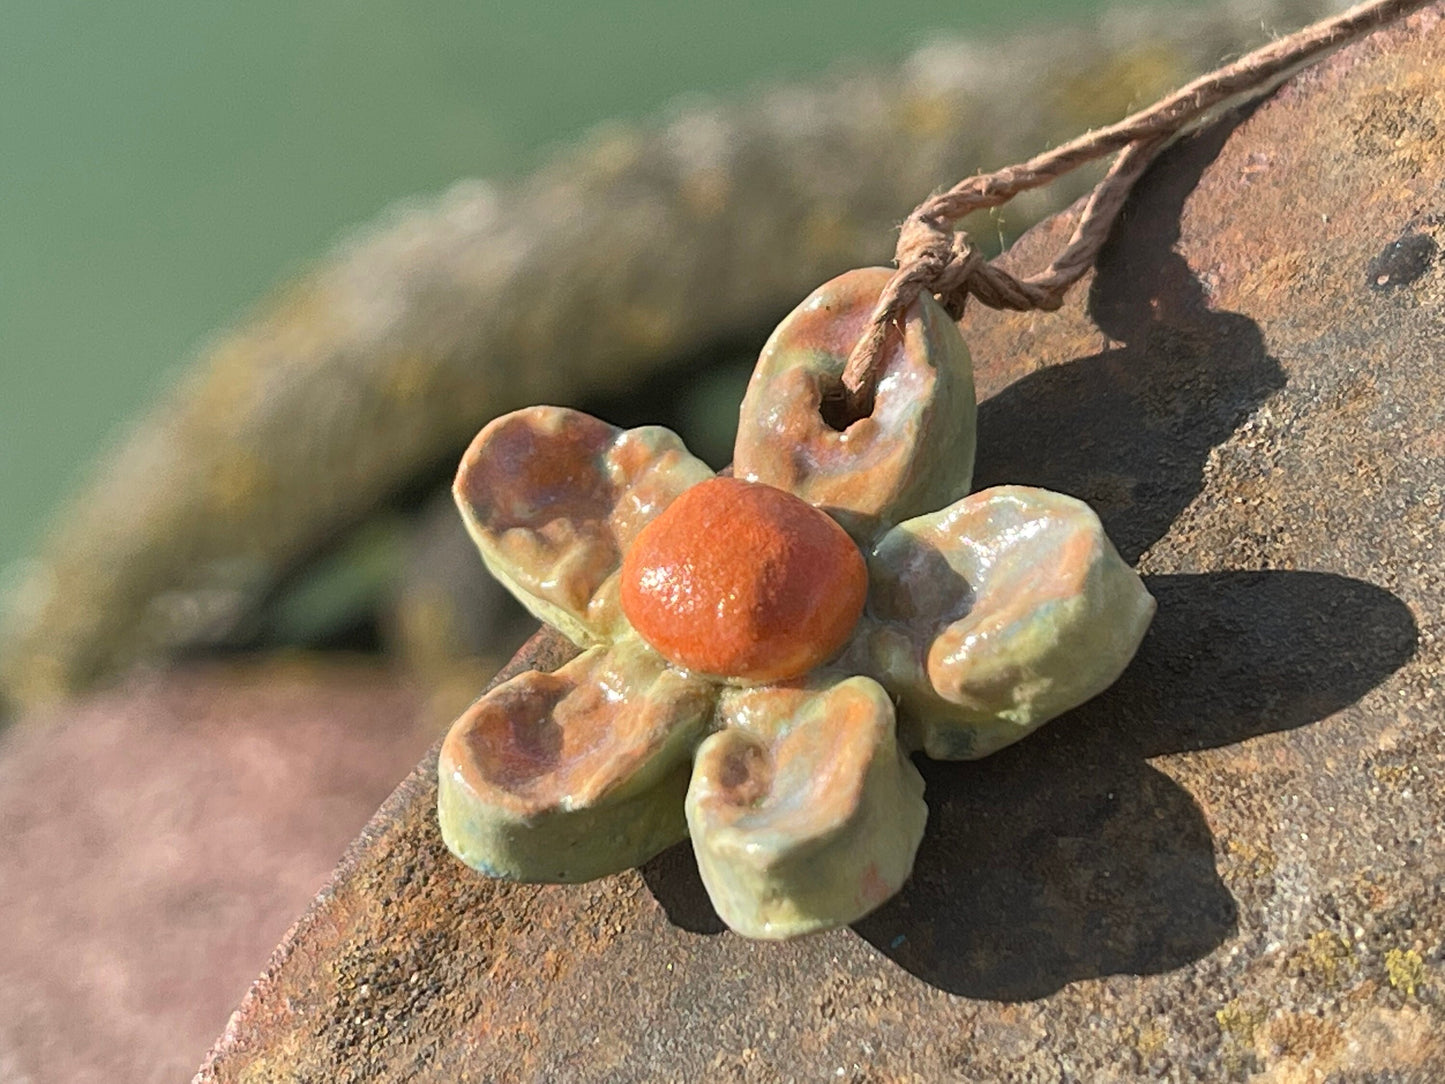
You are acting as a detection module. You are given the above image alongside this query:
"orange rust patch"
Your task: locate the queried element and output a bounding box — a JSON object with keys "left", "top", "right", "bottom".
{"left": 620, "top": 478, "right": 866, "bottom": 682}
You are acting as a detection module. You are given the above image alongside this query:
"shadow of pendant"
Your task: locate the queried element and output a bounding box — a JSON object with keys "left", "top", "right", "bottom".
{"left": 643, "top": 568, "right": 1416, "bottom": 998}
{"left": 645, "top": 110, "right": 1419, "bottom": 998}
{"left": 853, "top": 569, "right": 1415, "bottom": 999}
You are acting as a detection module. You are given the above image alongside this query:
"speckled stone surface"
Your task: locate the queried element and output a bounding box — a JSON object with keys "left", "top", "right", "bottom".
{"left": 198, "top": 9, "right": 1445, "bottom": 1081}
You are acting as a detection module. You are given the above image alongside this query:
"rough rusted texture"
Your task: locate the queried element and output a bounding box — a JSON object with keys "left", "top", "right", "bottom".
{"left": 199, "top": 11, "right": 1445, "bottom": 1082}
{"left": 0, "top": 663, "right": 432, "bottom": 1084}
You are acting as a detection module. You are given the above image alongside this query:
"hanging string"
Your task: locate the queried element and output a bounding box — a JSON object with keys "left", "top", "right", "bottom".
{"left": 839, "top": 0, "right": 1433, "bottom": 417}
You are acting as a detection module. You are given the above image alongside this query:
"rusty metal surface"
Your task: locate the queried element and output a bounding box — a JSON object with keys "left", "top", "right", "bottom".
{"left": 198, "top": 10, "right": 1445, "bottom": 1081}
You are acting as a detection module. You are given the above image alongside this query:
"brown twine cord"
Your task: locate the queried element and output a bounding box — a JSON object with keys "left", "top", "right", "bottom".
{"left": 841, "top": 0, "right": 1433, "bottom": 416}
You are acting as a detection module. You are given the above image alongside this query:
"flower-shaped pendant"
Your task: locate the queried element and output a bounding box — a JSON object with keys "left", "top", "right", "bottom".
{"left": 438, "top": 268, "right": 1155, "bottom": 939}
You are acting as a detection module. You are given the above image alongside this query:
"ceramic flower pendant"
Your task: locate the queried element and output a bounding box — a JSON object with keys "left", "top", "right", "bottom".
{"left": 438, "top": 267, "right": 1155, "bottom": 939}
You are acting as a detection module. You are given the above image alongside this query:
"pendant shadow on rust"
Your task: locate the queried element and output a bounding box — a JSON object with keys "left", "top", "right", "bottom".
{"left": 642, "top": 107, "right": 1418, "bottom": 1000}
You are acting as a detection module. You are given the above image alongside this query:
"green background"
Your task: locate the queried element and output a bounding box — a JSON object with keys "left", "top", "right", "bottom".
{"left": 0, "top": 0, "right": 1087, "bottom": 576}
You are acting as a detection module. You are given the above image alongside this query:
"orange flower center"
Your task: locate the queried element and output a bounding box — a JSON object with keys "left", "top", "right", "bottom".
{"left": 620, "top": 477, "right": 867, "bottom": 682}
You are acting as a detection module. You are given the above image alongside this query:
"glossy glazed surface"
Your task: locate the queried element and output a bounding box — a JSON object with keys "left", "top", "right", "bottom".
{"left": 620, "top": 477, "right": 867, "bottom": 682}
{"left": 866, "top": 485, "right": 1158, "bottom": 759}
{"left": 454, "top": 406, "right": 712, "bottom": 645}
{"left": 438, "top": 642, "right": 713, "bottom": 883}
{"left": 734, "top": 267, "right": 976, "bottom": 542}
{"left": 439, "top": 267, "right": 1155, "bottom": 938}
{"left": 687, "top": 675, "right": 926, "bottom": 939}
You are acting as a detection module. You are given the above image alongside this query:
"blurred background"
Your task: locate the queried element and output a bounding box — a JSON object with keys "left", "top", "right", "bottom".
{"left": 0, "top": 1, "right": 1339, "bottom": 1080}
{"left": 2, "top": 0, "right": 1078, "bottom": 579}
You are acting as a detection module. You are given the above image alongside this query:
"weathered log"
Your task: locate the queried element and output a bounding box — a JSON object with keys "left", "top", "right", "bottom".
{"left": 197, "top": 8, "right": 1445, "bottom": 1080}
{"left": 0, "top": 1, "right": 1342, "bottom": 714}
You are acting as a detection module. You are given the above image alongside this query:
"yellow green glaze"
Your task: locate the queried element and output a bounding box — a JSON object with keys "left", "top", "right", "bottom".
{"left": 438, "top": 268, "right": 1154, "bottom": 938}
{"left": 866, "top": 486, "right": 1156, "bottom": 759}
{"left": 438, "top": 642, "right": 713, "bottom": 882}
{"left": 454, "top": 406, "right": 713, "bottom": 647}
{"left": 687, "top": 676, "right": 926, "bottom": 939}
{"left": 734, "top": 268, "right": 976, "bottom": 543}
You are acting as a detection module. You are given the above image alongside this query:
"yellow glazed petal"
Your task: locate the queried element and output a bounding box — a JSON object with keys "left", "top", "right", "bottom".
{"left": 686, "top": 675, "right": 927, "bottom": 939}
{"left": 733, "top": 267, "right": 975, "bottom": 543}
{"left": 454, "top": 406, "right": 713, "bottom": 646}
{"left": 439, "top": 641, "right": 714, "bottom": 883}
{"left": 868, "top": 486, "right": 1155, "bottom": 759}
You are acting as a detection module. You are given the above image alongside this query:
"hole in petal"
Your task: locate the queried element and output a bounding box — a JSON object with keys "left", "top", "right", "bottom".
{"left": 735, "top": 269, "right": 975, "bottom": 536}
{"left": 818, "top": 375, "right": 874, "bottom": 433}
